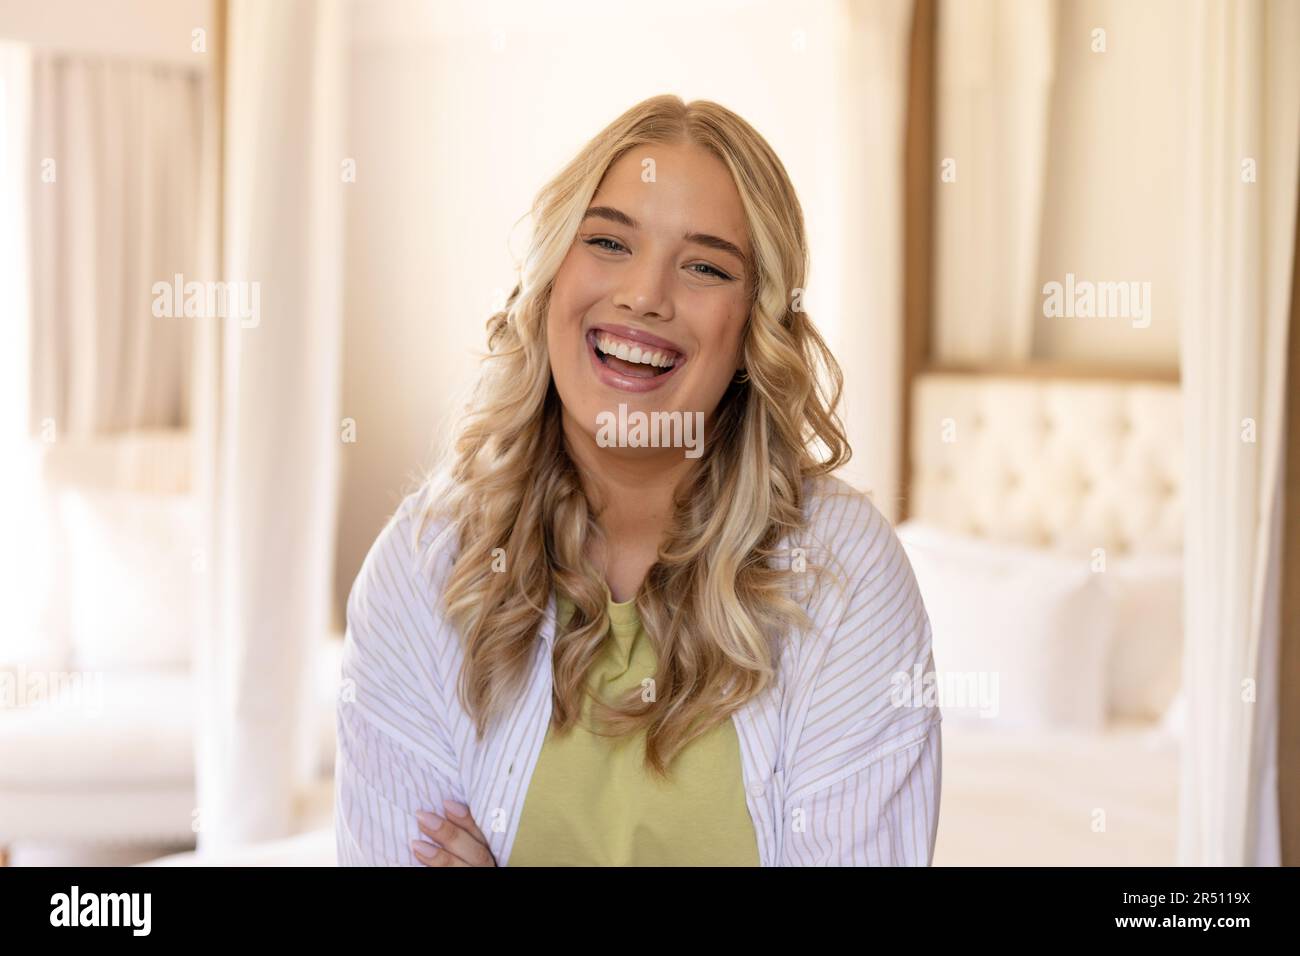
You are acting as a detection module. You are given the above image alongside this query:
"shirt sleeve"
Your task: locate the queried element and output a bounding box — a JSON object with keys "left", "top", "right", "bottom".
{"left": 779, "top": 485, "right": 943, "bottom": 866}
{"left": 334, "top": 498, "right": 464, "bottom": 867}
{"left": 781, "top": 715, "right": 942, "bottom": 865}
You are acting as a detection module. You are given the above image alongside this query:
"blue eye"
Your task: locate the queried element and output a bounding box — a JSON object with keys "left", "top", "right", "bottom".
{"left": 689, "top": 263, "right": 733, "bottom": 280}
{"left": 585, "top": 237, "right": 627, "bottom": 253}
{"left": 585, "top": 237, "right": 733, "bottom": 281}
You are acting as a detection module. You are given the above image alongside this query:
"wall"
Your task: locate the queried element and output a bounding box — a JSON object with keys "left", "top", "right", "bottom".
{"left": 0, "top": 0, "right": 215, "bottom": 67}
{"left": 1032, "top": 0, "right": 1184, "bottom": 369}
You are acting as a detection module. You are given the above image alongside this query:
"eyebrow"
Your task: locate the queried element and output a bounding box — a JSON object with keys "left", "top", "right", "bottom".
{"left": 582, "top": 205, "right": 748, "bottom": 272}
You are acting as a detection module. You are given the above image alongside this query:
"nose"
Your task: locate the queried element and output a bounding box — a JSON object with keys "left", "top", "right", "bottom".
{"left": 611, "top": 254, "right": 673, "bottom": 321}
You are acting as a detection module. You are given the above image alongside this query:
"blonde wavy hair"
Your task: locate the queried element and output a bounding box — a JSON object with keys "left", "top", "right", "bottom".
{"left": 411, "top": 94, "right": 850, "bottom": 778}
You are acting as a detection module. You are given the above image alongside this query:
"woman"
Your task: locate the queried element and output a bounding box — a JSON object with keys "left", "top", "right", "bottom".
{"left": 335, "top": 94, "right": 941, "bottom": 867}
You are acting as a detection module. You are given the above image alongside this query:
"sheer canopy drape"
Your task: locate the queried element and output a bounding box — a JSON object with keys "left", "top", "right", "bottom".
{"left": 1178, "top": 0, "right": 1299, "bottom": 867}
{"left": 27, "top": 54, "right": 202, "bottom": 437}
{"left": 192, "top": 0, "right": 346, "bottom": 851}
{"left": 931, "top": 0, "right": 1056, "bottom": 364}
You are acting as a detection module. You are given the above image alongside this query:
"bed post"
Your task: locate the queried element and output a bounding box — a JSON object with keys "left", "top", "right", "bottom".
{"left": 900, "top": 0, "right": 936, "bottom": 523}
{"left": 1280, "top": 158, "right": 1300, "bottom": 867}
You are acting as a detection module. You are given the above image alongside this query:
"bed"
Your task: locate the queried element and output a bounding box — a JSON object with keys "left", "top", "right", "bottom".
{"left": 0, "top": 431, "right": 342, "bottom": 865}
{"left": 900, "top": 371, "right": 1184, "bottom": 866}
{"left": 935, "top": 721, "right": 1179, "bottom": 866}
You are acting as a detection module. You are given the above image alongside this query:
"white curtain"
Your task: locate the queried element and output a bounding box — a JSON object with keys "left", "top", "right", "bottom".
{"left": 0, "top": 41, "right": 46, "bottom": 671}
{"left": 27, "top": 54, "right": 202, "bottom": 436}
{"left": 194, "top": 0, "right": 345, "bottom": 850}
{"left": 833, "top": 0, "right": 915, "bottom": 519}
{"left": 1179, "top": 0, "right": 1299, "bottom": 866}
{"left": 931, "top": 0, "right": 1056, "bottom": 363}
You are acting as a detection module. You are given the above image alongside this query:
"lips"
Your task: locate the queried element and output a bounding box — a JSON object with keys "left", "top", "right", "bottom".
{"left": 584, "top": 327, "right": 687, "bottom": 393}
{"left": 587, "top": 324, "right": 686, "bottom": 362}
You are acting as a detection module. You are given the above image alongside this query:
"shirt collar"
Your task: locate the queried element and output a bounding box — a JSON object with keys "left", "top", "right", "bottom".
{"left": 539, "top": 589, "right": 558, "bottom": 650}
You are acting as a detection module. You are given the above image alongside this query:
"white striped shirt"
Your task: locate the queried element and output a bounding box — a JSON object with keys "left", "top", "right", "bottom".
{"left": 335, "top": 473, "right": 943, "bottom": 866}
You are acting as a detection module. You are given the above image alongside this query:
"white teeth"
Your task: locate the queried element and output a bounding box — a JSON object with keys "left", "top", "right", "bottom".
{"left": 594, "top": 332, "right": 677, "bottom": 369}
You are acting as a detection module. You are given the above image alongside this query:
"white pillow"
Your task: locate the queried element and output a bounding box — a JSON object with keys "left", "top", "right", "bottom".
{"left": 1096, "top": 552, "right": 1183, "bottom": 721}
{"left": 896, "top": 520, "right": 1114, "bottom": 732}
{"left": 58, "top": 488, "right": 198, "bottom": 670}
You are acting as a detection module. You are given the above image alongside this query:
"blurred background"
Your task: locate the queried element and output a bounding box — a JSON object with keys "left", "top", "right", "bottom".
{"left": 0, "top": 0, "right": 1296, "bottom": 867}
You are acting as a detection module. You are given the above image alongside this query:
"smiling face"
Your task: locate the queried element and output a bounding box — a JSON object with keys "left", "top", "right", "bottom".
{"left": 545, "top": 140, "right": 753, "bottom": 457}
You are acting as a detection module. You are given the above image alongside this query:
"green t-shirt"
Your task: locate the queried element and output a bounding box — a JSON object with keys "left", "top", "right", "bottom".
{"left": 508, "top": 586, "right": 761, "bottom": 866}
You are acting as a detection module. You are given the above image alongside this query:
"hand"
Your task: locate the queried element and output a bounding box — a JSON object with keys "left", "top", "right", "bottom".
{"left": 412, "top": 800, "right": 498, "bottom": 867}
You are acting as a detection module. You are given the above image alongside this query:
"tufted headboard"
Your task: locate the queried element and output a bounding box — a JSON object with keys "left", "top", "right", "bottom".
{"left": 907, "top": 372, "right": 1182, "bottom": 556}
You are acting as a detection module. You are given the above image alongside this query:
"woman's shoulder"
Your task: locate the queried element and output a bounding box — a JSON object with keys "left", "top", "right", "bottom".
{"left": 341, "top": 483, "right": 465, "bottom": 752}
{"left": 794, "top": 473, "right": 902, "bottom": 598}
{"left": 798, "top": 472, "right": 888, "bottom": 538}
{"left": 788, "top": 473, "right": 929, "bottom": 667}
{"left": 346, "top": 481, "right": 459, "bottom": 645}
{"left": 342, "top": 479, "right": 467, "bottom": 714}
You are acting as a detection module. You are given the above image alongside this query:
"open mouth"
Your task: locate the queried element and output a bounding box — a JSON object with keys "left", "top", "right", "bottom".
{"left": 586, "top": 328, "right": 684, "bottom": 380}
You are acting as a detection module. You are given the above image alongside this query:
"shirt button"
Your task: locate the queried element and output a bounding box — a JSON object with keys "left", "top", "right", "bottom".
{"left": 749, "top": 782, "right": 766, "bottom": 798}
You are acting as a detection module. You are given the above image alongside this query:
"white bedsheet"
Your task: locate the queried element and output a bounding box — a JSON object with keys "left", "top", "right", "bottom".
{"left": 934, "top": 719, "right": 1179, "bottom": 866}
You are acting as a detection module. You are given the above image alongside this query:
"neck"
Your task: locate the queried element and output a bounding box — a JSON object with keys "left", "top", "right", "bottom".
{"left": 560, "top": 406, "right": 697, "bottom": 555}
